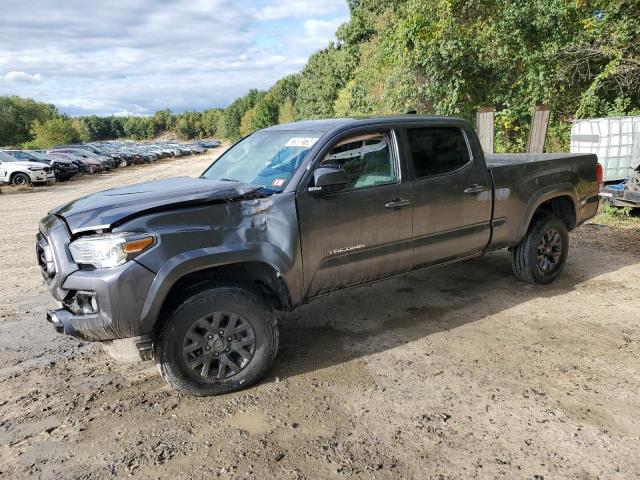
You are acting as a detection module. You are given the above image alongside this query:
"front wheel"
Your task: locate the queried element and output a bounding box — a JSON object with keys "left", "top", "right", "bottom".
{"left": 511, "top": 213, "right": 569, "bottom": 284}
{"left": 154, "top": 285, "right": 278, "bottom": 396}
{"left": 11, "top": 173, "right": 31, "bottom": 186}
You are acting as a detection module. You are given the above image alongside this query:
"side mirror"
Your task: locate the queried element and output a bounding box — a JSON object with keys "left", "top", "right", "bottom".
{"left": 310, "top": 167, "right": 349, "bottom": 192}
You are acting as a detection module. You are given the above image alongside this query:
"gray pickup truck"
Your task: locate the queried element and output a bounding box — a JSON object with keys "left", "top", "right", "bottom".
{"left": 38, "top": 115, "right": 600, "bottom": 395}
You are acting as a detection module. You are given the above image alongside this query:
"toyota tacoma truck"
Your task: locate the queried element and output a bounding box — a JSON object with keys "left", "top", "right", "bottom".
{"left": 37, "top": 116, "right": 601, "bottom": 396}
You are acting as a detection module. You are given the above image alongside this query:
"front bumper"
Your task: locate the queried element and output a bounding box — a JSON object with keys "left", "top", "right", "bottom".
{"left": 47, "top": 309, "right": 152, "bottom": 361}
{"left": 31, "top": 171, "right": 48, "bottom": 183}
{"left": 38, "top": 215, "right": 156, "bottom": 342}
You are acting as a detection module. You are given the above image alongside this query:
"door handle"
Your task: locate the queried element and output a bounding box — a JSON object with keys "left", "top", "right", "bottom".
{"left": 384, "top": 198, "right": 411, "bottom": 209}
{"left": 463, "top": 184, "right": 485, "bottom": 195}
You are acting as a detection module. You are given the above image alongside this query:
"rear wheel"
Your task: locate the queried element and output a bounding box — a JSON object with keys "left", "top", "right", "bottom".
{"left": 11, "top": 173, "right": 31, "bottom": 186}
{"left": 154, "top": 285, "right": 278, "bottom": 396}
{"left": 511, "top": 213, "right": 569, "bottom": 284}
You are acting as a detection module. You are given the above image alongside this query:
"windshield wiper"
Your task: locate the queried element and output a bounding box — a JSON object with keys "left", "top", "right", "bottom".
{"left": 234, "top": 186, "right": 274, "bottom": 200}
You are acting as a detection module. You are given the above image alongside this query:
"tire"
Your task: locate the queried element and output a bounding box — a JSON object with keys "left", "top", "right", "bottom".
{"left": 119, "top": 159, "right": 129, "bottom": 167}
{"left": 154, "top": 285, "right": 279, "bottom": 396}
{"left": 510, "top": 213, "right": 569, "bottom": 284}
{"left": 11, "top": 172, "right": 31, "bottom": 186}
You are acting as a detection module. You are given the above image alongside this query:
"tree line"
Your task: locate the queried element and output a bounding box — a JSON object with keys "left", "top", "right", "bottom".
{"left": 2, "top": 0, "right": 638, "bottom": 151}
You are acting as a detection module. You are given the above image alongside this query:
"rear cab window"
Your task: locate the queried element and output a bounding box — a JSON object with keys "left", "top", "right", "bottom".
{"left": 406, "top": 126, "right": 471, "bottom": 178}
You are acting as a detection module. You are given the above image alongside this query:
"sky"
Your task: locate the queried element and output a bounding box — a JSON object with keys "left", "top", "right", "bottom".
{"left": 0, "top": 0, "right": 349, "bottom": 116}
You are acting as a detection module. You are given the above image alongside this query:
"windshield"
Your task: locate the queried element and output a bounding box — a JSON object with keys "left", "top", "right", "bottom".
{"left": 201, "top": 130, "right": 323, "bottom": 193}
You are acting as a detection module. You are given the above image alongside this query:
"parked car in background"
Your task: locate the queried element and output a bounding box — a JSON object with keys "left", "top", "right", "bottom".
{"left": 1, "top": 139, "right": 218, "bottom": 188}
{"left": 48, "top": 152, "right": 103, "bottom": 174}
{"left": 198, "top": 140, "right": 221, "bottom": 148}
{"left": 28, "top": 151, "right": 79, "bottom": 181}
{"left": 2, "top": 150, "right": 56, "bottom": 183}
{"left": 0, "top": 151, "right": 53, "bottom": 185}
{"left": 48, "top": 148, "right": 116, "bottom": 170}
{"left": 64, "top": 144, "right": 128, "bottom": 167}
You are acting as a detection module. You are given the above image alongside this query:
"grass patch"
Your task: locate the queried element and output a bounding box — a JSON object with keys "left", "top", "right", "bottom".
{"left": 594, "top": 203, "right": 640, "bottom": 228}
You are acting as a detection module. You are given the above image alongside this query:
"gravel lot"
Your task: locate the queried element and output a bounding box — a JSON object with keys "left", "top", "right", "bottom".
{"left": 1, "top": 149, "right": 639, "bottom": 479}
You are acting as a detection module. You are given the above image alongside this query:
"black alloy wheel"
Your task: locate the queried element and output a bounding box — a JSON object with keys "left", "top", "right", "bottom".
{"left": 182, "top": 312, "right": 256, "bottom": 380}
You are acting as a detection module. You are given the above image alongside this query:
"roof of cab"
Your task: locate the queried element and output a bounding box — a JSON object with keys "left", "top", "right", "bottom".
{"left": 262, "top": 115, "right": 467, "bottom": 133}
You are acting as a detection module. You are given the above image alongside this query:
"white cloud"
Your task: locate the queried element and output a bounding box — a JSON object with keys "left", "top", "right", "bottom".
{"left": 303, "top": 17, "right": 348, "bottom": 43}
{"left": 255, "top": 0, "right": 347, "bottom": 20}
{"left": 4, "top": 71, "right": 42, "bottom": 82}
{"left": 0, "top": 0, "right": 350, "bottom": 115}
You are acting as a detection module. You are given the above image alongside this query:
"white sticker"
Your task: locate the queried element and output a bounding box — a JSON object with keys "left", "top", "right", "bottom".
{"left": 285, "top": 137, "right": 319, "bottom": 148}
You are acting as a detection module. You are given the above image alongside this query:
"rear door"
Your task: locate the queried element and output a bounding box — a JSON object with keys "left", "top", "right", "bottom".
{"left": 403, "top": 124, "right": 492, "bottom": 267}
{"left": 297, "top": 128, "right": 414, "bottom": 297}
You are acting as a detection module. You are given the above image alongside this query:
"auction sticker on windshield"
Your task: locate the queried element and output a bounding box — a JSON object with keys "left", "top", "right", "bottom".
{"left": 285, "top": 137, "right": 319, "bottom": 148}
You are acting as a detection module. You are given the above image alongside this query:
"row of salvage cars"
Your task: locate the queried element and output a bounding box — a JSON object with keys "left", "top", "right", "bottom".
{"left": 0, "top": 140, "right": 220, "bottom": 186}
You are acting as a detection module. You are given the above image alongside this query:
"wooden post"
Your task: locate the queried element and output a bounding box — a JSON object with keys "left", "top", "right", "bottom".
{"left": 527, "top": 105, "right": 550, "bottom": 153}
{"left": 475, "top": 107, "right": 495, "bottom": 153}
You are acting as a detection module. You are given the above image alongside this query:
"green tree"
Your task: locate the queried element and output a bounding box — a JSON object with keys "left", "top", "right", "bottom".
{"left": 0, "top": 96, "right": 58, "bottom": 147}
{"left": 201, "top": 108, "right": 223, "bottom": 137}
{"left": 278, "top": 98, "right": 296, "bottom": 124}
{"left": 174, "top": 112, "right": 203, "bottom": 140}
{"left": 26, "top": 117, "right": 85, "bottom": 148}
{"left": 219, "top": 89, "right": 263, "bottom": 140}
{"left": 151, "top": 109, "right": 175, "bottom": 135}
{"left": 122, "top": 116, "right": 154, "bottom": 140}
{"left": 295, "top": 44, "right": 357, "bottom": 119}
{"left": 239, "top": 108, "right": 259, "bottom": 137}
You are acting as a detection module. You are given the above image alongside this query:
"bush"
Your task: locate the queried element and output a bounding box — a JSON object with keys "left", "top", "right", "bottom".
{"left": 26, "top": 117, "right": 85, "bottom": 148}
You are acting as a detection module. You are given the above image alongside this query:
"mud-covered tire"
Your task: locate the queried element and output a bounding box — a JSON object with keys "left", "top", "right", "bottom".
{"left": 154, "top": 285, "right": 278, "bottom": 396}
{"left": 511, "top": 213, "right": 569, "bottom": 284}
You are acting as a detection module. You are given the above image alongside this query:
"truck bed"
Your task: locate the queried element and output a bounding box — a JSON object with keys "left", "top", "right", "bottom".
{"left": 484, "top": 152, "right": 599, "bottom": 250}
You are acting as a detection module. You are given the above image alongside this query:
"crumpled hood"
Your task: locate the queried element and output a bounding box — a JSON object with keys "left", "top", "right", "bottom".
{"left": 51, "top": 176, "right": 258, "bottom": 234}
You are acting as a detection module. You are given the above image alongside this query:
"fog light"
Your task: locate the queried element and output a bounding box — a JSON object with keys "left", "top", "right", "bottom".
{"left": 77, "top": 291, "right": 98, "bottom": 314}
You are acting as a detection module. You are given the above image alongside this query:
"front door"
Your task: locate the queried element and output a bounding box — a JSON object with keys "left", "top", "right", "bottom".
{"left": 297, "top": 129, "right": 413, "bottom": 297}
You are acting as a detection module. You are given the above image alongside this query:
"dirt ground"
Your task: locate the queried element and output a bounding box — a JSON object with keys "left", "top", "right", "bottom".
{"left": 0, "top": 149, "right": 639, "bottom": 479}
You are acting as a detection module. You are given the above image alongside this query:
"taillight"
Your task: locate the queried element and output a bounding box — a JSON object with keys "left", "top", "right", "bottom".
{"left": 596, "top": 163, "right": 604, "bottom": 193}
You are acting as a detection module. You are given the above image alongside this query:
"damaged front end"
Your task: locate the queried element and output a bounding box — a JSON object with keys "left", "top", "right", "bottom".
{"left": 37, "top": 177, "right": 303, "bottom": 354}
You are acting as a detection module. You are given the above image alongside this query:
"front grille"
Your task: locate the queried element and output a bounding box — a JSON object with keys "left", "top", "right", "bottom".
{"left": 36, "top": 234, "right": 56, "bottom": 280}
{"left": 43, "top": 167, "right": 51, "bottom": 173}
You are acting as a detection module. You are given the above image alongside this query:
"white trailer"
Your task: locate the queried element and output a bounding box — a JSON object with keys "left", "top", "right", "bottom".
{"left": 570, "top": 116, "right": 640, "bottom": 182}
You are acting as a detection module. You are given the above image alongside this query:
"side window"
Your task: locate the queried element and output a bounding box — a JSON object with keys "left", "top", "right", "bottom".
{"left": 316, "top": 132, "right": 397, "bottom": 192}
{"left": 407, "top": 127, "right": 470, "bottom": 178}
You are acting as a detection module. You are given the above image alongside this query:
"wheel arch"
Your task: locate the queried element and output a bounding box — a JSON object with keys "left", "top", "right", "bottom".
{"left": 139, "top": 252, "right": 293, "bottom": 336}
{"left": 517, "top": 186, "right": 579, "bottom": 240}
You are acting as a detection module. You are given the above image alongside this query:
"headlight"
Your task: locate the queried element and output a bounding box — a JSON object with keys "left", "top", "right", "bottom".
{"left": 69, "top": 232, "right": 155, "bottom": 268}
{"left": 28, "top": 167, "right": 43, "bottom": 171}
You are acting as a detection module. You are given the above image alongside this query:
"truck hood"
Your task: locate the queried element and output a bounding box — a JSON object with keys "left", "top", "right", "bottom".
{"left": 51, "top": 176, "right": 259, "bottom": 234}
